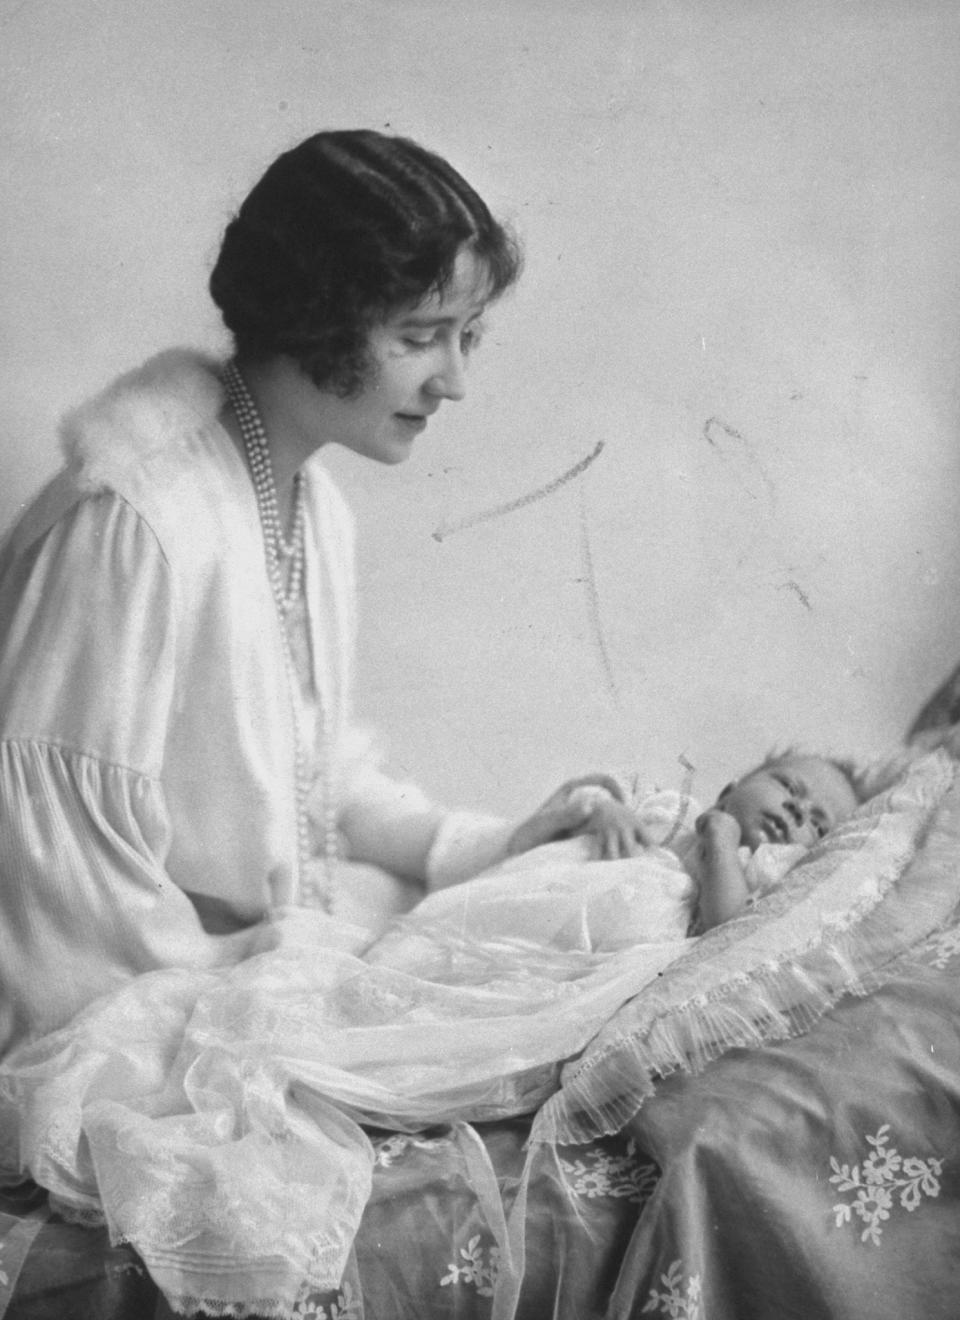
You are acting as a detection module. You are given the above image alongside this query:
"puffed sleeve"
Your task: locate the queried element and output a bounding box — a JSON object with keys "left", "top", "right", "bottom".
{"left": 0, "top": 492, "right": 248, "bottom": 1055}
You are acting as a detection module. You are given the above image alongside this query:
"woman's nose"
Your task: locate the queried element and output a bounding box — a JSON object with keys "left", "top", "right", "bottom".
{"left": 425, "top": 344, "right": 467, "bottom": 401}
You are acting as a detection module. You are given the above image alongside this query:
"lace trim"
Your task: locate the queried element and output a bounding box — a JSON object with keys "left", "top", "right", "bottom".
{"left": 48, "top": 1195, "right": 105, "bottom": 1228}
{"left": 154, "top": 1295, "right": 334, "bottom": 1319}
{"left": 123, "top": 1252, "right": 354, "bottom": 1319}
{"left": 533, "top": 751, "right": 960, "bottom": 1145}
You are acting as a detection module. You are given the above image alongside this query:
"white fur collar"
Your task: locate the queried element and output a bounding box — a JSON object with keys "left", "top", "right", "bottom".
{"left": 60, "top": 349, "right": 226, "bottom": 492}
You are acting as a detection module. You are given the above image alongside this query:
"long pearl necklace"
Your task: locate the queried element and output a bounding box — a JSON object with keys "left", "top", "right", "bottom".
{"left": 222, "top": 360, "right": 337, "bottom": 905}
{"left": 222, "top": 362, "right": 306, "bottom": 611}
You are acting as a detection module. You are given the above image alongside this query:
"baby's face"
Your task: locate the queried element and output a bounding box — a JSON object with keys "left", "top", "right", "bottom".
{"left": 716, "top": 755, "right": 859, "bottom": 851}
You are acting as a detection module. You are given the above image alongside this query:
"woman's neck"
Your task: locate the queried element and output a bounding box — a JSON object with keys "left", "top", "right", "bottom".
{"left": 225, "top": 357, "right": 316, "bottom": 524}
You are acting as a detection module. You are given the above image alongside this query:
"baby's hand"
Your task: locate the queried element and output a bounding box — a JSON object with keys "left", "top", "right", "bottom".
{"left": 695, "top": 807, "right": 742, "bottom": 850}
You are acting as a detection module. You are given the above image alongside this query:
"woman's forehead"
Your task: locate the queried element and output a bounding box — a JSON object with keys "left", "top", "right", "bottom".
{"left": 412, "top": 247, "right": 492, "bottom": 319}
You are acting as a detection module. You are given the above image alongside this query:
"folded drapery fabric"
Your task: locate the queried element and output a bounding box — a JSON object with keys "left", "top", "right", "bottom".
{"left": 0, "top": 850, "right": 693, "bottom": 1316}
{"left": 2, "top": 748, "right": 958, "bottom": 1319}
{"left": 533, "top": 747, "right": 959, "bottom": 1147}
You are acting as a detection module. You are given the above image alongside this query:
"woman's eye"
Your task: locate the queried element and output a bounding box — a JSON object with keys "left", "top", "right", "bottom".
{"left": 403, "top": 335, "right": 438, "bottom": 350}
{"left": 460, "top": 324, "right": 484, "bottom": 354}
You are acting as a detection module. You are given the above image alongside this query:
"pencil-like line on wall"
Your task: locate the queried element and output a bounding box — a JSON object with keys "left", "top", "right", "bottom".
{"left": 431, "top": 440, "right": 605, "bottom": 542}
{"left": 578, "top": 481, "right": 620, "bottom": 709}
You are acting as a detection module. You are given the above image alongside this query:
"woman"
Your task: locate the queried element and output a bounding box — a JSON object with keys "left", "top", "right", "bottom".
{"left": 0, "top": 130, "right": 604, "bottom": 1058}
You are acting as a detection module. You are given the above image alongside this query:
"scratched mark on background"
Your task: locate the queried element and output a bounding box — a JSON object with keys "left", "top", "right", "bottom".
{"left": 779, "top": 579, "right": 813, "bottom": 611}
{"left": 432, "top": 440, "right": 605, "bottom": 542}
{"left": 702, "top": 416, "right": 777, "bottom": 510}
{"left": 578, "top": 482, "right": 620, "bottom": 708}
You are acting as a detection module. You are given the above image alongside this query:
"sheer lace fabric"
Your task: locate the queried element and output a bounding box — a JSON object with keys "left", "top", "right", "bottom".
{"left": 0, "top": 845, "right": 697, "bottom": 1317}
{"left": 535, "top": 747, "right": 960, "bottom": 1145}
{"left": 5, "top": 751, "right": 956, "bottom": 1318}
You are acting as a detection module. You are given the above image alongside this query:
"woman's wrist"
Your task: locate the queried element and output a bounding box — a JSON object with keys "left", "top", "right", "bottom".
{"left": 425, "top": 811, "right": 515, "bottom": 890}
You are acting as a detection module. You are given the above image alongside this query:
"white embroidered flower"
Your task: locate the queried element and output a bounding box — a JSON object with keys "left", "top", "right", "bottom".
{"left": 642, "top": 1259, "right": 703, "bottom": 1318}
{"left": 291, "top": 1281, "right": 360, "bottom": 1320}
{"left": 373, "top": 1132, "right": 449, "bottom": 1167}
{"left": 440, "top": 1234, "right": 500, "bottom": 1296}
{"left": 863, "top": 1143, "right": 901, "bottom": 1184}
{"left": 830, "top": 1125, "right": 943, "bottom": 1244}
{"left": 560, "top": 1138, "right": 660, "bottom": 1203}
{"left": 924, "top": 927, "right": 960, "bottom": 970}
{"left": 372, "top": 1135, "right": 410, "bottom": 1168}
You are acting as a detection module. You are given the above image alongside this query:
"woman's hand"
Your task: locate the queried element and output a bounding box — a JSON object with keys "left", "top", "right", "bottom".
{"left": 506, "top": 774, "right": 648, "bottom": 859}
{"left": 578, "top": 796, "right": 653, "bottom": 859}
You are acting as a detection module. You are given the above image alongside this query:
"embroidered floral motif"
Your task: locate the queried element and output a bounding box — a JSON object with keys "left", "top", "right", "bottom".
{"left": 291, "top": 1281, "right": 361, "bottom": 1320}
{"left": 440, "top": 1234, "right": 500, "bottom": 1296}
{"left": 830, "top": 1125, "right": 943, "bottom": 1244}
{"left": 923, "top": 926, "right": 960, "bottom": 970}
{"left": 372, "top": 1133, "right": 449, "bottom": 1168}
{"left": 642, "top": 1260, "right": 703, "bottom": 1318}
{"left": 560, "top": 1138, "right": 660, "bottom": 1203}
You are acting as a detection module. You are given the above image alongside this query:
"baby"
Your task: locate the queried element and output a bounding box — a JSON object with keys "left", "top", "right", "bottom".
{"left": 368, "top": 750, "right": 864, "bottom": 983}
{"left": 690, "top": 753, "right": 861, "bottom": 928}
{"left": 565, "top": 751, "right": 862, "bottom": 932}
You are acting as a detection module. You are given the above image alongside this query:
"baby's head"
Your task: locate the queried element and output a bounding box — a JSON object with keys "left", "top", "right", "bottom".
{"left": 715, "top": 751, "right": 860, "bottom": 851}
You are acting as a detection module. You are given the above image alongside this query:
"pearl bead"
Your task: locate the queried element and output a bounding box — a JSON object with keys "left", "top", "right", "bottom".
{"left": 222, "top": 361, "right": 337, "bottom": 908}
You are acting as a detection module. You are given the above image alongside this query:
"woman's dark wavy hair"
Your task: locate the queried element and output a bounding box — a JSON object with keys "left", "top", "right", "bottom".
{"left": 209, "top": 130, "right": 522, "bottom": 396}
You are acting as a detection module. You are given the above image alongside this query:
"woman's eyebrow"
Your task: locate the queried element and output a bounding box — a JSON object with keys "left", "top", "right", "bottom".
{"left": 398, "top": 308, "right": 486, "bottom": 328}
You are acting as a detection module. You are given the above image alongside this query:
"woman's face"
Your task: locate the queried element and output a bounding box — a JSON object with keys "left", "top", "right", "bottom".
{"left": 310, "top": 246, "right": 491, "bottom": 465}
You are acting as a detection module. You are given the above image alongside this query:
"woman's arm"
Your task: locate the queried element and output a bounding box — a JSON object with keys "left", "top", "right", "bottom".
{"left": 337, "top": 774, "right": 446, "bottom": 883}
{"left": 507, "top": 776, "right": 653, "bottom": 860}
{"left": 696, "top": 808, "right": 750, "bottom": 930}
{"left": 339, "top": 771, "right": 641, "bottom": 888}
{"left": 0, "top": 494, "right": 248, "bottom": 1054}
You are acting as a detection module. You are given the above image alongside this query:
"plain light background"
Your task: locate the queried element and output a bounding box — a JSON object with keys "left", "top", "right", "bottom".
{"left": 3, "top": 0, "right": 959, "bottom": 815}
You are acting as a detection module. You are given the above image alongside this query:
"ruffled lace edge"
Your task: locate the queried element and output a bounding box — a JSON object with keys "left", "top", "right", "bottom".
{"left": 132, "top": 1291, "right": 340, "bottom": 1319}
{"left": 114, "top": 1241, "right": 353, "bottom": 1317}
{"left": 532, "top": 755, "right": 960, "bottom": 1147}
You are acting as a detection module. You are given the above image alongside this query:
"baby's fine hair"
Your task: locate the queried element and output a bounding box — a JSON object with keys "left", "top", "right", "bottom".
{"left": 752, "top": 745, "right": 869, "bottom": 804}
